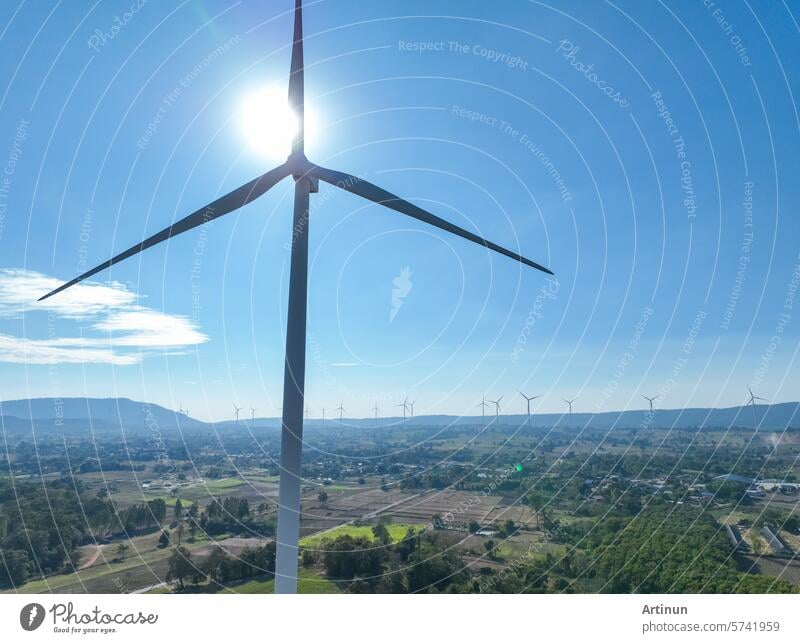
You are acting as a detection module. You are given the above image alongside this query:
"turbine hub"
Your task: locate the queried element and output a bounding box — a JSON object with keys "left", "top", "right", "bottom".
{"left": 288, "top": 152, "right": 314, "bottom": 179}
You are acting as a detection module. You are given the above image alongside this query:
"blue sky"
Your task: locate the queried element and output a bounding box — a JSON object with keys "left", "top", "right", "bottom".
{"left": 0, "top": 0, "right": 798, "bottom": 421}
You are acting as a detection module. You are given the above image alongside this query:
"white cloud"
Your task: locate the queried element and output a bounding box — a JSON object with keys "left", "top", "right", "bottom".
{"left": 0, "top": 269, "right": 208, "bottom": 365}
{"left": 0, "top": 269, "right": 135, "bottom": 318}
{"left": 93, "top": 310, "right": 207, "bottom": 347}
{"left": 0, "top": 334, "right": 140, "bottom": 365}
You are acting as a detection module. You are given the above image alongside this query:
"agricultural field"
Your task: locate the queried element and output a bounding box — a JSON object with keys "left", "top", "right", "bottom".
{"left": 2, "top": 420, "right": 799, "bottom": 594}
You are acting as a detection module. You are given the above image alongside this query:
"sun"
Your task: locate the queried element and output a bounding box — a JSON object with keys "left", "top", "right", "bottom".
{"left": 238, "top": 86, "right": 315, "bottom": 159}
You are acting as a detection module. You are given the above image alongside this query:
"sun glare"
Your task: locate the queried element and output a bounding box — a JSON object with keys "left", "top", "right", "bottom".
{"left": 239, "top": 86, "right": 315, "bottom": 158}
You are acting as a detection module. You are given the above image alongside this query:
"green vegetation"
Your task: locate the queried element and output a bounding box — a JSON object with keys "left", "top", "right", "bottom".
{"left": 588, "top": 507, "right": 796, "bottom": 593}
{"left": 0, "top": 477, "right": 114, "bottom": 586}
{"left": 3, "top": 419, "right": 800, "bottom": 594}
{"left": 220, "top": 568, "right": 340, "bottom": 594}
{"left": 301, "top": 528, "right": 468, "bottom": 593}
{"left": 300, "top": 523, "right": 424, "bottom": 548}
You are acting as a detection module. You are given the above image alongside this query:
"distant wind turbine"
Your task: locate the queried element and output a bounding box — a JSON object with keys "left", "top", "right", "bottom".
{"left": 251, "top": 407, "right": 257, "bottom": 423}
{"left": 519, "top": 391, "right": 542, "bottom": 428}
{"left": 641, "top": 394, "right": 659, "bottom": 414}
{"left": 478, "top": 396, "right": 489, "bottom": 418}
{"left": 232, "top": 404, "right": 242, "bottom": 425}
{"left": 747, "top": 386, "right": 767, "bottom": 430}
{"left": 336, "top": 401, "right": 345, "bottom": 423}
{"left": 36, "top": 0, "right": 553, "bottom": 594}
{"left": 563, "top": 398, "right": 576, "bottom": 417}
{"left": 489, "top": 396, "right": 503, "bottom": 421}
{"left": 409, "top": 400, "right": 416, "bottom": 423}
{"left": 373, "top": 402, "right": 379, "bottom": 425}
{"left": 397, "top": 397, "right": 409, "bottom": 422}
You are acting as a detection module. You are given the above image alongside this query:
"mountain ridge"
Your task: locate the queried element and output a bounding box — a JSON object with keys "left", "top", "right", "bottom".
{"left": 1, "top": 397, "right": 798, "bottom": 431}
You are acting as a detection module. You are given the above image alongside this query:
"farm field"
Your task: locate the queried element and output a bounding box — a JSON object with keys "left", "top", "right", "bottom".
{"left": 300, "top": 523, "right": 425, "bottom": 548}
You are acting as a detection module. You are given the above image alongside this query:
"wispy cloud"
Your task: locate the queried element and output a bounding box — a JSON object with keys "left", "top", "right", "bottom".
{"left": 0, "top": 269, "right": 135, "bottom": 318}
{"left": 0, "top": 269, "right": 207, "bottom": 365}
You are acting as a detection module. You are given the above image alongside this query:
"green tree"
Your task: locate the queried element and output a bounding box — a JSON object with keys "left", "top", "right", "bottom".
{"left": 166, "top": 547, "right": 194, "bottom": 590}
{"left": 174, "top": 498, "right": 183, "bottom": 522}
{"left": 115, "top": 542, "right": 129, "bottom": 560}
{"left": 372, "top": 522, "right": 391, "bottom": 545}
{"left": 0, "top": 550, "right": 30, "bottom": 586}
{"left": 323, "top": 535, "right": 383, "bottom": 580}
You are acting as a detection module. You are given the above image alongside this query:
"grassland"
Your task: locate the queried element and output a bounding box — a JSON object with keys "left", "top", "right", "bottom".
{"left": 300, "top": 523, "right": 425, "bottom": 548}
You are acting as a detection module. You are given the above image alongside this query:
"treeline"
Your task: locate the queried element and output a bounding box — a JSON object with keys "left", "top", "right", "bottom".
{"left": 302, "top": 525, "right": 470, "bottom": 593}
{"left": 197, "top": 497, "right": 275, "bottom": 537}
{"left": 116, "top": 498, "right": 167, "bottom": 533}
{"left": 0, "top": 477, "right": 114, "bottom": 587}
{"left": 166, "top": 542, "right": 276, "bottom": 589}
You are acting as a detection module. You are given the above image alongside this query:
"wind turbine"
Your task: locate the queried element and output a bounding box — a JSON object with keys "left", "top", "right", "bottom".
{"left": 251, "top": 407, "right": 257, "bottom": 424}
{"left": 477, "top": 396, "right": 489, "bottom": 419}
{"left": 563, "top": 398, "right": 576, "bottom": 418}
{"left": 373, "top": 402, "right": 379, "bottom": 425}
{"left": 408, "top": 400, "right": 416, "bottom": 423}
{"left": 232, "top": 403, "right": 242, "bottom": 425}
{"left": 489, "top": 396, "right": 503, "bottom": 422}
{"left": 396, "top": 397, "right": 409, "bottom": 422}
{"left": 321, "top": 407, "right": 326, "bottom": 428}
{"left": 747, "top": 386, "right": 767, "bottom": 430}
{"left": 336, "top": 401, "right": 345, "bottom": 423}
{"left": 519, "top": 391, "right": 542, "bottom": 429}
{"left": 641, "top": 394, "right": 658, "bottom": 414}
{"left": 36, "top": 0, "right": 552, "bottom": 593}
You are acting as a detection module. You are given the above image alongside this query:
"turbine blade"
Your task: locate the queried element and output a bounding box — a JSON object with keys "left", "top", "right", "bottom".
{"left": 288, "top": 0, "right": 305, "bottom": 153}
{"left": 38, "top": 164, "right": 290, "bottom": 301}
{"left": 312, "top": 165, "right": 553, "bottom": 275}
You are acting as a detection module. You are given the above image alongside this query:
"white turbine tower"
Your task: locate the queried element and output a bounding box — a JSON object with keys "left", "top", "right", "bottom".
{"left": 519, "top": 391, "right": 542, "bottom": 432}
{"left": 37, "top": 0, "right": 553, "bottom": 593}
{"left": 251, "top": 407, "right": 257, "bottom": 424}
{"left": 477, "top": 396, "right": 489, "bottom": 420}
{"left": 336, "top": 401, "right": 345, "bottom": 423}
{"left": 232, "top": 403, "right": 242, "bottom": 425}
{"left": 477, "top": 396, "right": 490, "bottom": 433}
{"left": 373, "top": 402, "right": 379, "bottom": 425}
{"left": 397, "top": 397, "right": 409, "bottom": 423}
{"left": 409, "top": 400, "right": 416, "bottom": 424}
{"left": 563, "top": 398, "right": 576, "bottom": 420}
{"left": 747, "top": 386, "right": 767, "bottom": 430}
{"left": 489, "top": 396, "right": 503, "bottom": 422}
